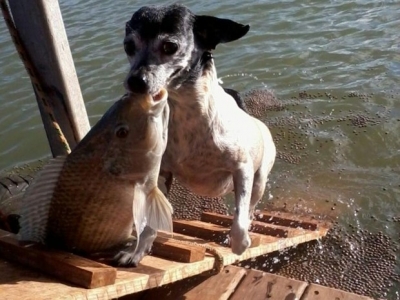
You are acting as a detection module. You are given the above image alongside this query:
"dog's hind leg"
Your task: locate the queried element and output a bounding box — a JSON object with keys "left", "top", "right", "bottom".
{"left": 249, "top": 167, "right": 268, "bottom": 219}
{"left": 114, "top": 225, "right": 157, "bottom": 267}
{"left": 230, "top": 163, "right": 254, "bottom": 255}
{"left": 249, "top": 129, "right": 276, "bottom": 218}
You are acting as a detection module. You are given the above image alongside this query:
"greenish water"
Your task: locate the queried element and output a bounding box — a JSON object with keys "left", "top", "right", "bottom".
{"left": 0, "top": 0, "right": 399, "bottom": 297}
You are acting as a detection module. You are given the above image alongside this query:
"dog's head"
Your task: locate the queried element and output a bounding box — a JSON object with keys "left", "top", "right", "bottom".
{"left": 123, "top": 4, "right": 249, "bottom": 96}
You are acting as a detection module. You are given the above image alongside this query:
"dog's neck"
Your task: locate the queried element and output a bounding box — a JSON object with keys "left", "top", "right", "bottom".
{"left": 168, "top": 54, "right": 222, "bottom": 115}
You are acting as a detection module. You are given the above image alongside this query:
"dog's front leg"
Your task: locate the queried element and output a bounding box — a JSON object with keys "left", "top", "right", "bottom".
{"left": 114, "top": 225, "right": 157, "bottom": 267}
{"left": 230, "top": 163, "right": 254, "bottom": 255}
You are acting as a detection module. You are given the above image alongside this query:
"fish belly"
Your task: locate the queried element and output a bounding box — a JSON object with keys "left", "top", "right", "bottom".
{"left": 46, "top": 164, "right": 134, "bottom": 253}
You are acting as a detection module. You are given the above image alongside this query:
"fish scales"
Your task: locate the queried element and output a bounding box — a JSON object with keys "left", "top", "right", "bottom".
{"left": 19, "top": 90, "right": 173, "bottom": 262}
{"left": 47, "top": 158, "right": 135, "bottom": 253}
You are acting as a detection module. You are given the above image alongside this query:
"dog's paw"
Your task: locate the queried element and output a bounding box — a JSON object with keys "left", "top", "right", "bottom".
{"left": 112, "top": 239, "right": 153, "bottom": 267}
{"left": 113, "top": 250, "right": 142, "bottom": 267}
{"left": 230, "top": 225, "right": 251, "bottom": 255}
{"left": 230, "top": 236, "right": 251, "bottom": 255}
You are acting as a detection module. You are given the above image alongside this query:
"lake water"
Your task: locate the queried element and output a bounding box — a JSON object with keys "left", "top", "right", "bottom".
{"left": 0, "top": 0, "right": 399, "bottom": 297}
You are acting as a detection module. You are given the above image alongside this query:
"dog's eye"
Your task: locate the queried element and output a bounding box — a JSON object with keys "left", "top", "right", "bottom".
{"left": 124, "top": 41, "right": 136, "bottom": 56}
{"left": 115, "top": 124, "right": 129, "bottom": 138}
{"left": 162, "top": 42, "right": 178, "bottom": 55}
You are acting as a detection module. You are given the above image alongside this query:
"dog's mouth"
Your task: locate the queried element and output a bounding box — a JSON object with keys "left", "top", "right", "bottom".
{"left": 152, "top": 88, "right": 168, "bottom": 101}
{"left": 166, "top": 67, "right": 183, "bottom": 86}
{"left": 170, "top": 68, "right": 182, "bottom": 79}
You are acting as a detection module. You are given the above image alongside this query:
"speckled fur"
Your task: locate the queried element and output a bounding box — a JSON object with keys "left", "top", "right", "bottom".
{"left": 163, "top": 63, "right": 276, "bottom": 254}
{"left": 124, "top": 4, "right": 276, "bottom": 255}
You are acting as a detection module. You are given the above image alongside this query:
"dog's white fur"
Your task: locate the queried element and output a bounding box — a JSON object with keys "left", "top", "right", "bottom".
{"left": 162, "top": 63, "right": 276, "bottom": 254}
{"left": 123, "top": 4, "right": 276, "bottom": 260}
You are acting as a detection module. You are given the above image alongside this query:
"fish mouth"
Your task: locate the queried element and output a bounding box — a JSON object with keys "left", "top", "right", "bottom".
{"left": 152, "top": 88, "right": 168, "bottom": 102}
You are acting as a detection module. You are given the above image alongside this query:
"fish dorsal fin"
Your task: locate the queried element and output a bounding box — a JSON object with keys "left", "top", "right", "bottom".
{"left": 146, "top": 187, "right": 173, "bottom": 232}
{"left": 18, "top": 156, "right": 67, "bottom": 243}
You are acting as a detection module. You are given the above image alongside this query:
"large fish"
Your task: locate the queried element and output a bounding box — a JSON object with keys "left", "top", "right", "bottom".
{"left": 18, "top": 89, "right": 173, "bottom": 266}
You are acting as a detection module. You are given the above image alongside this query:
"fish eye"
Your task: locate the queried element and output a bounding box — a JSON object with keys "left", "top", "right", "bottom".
{"left": 115, "top": 124, "right": 129, "bottom": 138}
{"left": 124, "top": 40, "right": 136, "bottom": 56}
{"left": 162, "top": 41, "right": 178, "bottom": 55}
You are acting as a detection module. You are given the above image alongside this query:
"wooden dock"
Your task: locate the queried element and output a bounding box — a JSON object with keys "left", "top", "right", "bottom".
{"left": 137, "top": 265, "right": 373, "bottom": 300}
{"left": 0, "top": 211, "right": 332, "bottom": 300}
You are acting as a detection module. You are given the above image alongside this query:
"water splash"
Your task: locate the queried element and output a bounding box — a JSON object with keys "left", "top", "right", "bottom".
{"left": 219, "top": 73, "right": 270, "bottom": 89}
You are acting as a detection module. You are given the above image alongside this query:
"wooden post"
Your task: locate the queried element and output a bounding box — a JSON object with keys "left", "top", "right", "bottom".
{"left": 7, "top": 0, "right": 90, "bottom": 155}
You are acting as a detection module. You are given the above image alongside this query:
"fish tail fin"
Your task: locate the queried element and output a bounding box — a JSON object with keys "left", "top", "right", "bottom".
{"left": 146, "top": 187, "right": 173, "bottom": 232}
{"left": 19, "top": 156, "right": 67, "bottom": 242}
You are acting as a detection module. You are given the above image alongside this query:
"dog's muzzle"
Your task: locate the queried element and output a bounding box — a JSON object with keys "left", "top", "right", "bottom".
{"left": 126, "top": 73, "right": 149, "bottom": 94}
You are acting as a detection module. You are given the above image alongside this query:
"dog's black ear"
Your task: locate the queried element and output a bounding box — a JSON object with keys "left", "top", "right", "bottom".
{"left": 194, "top": 15, "right": 250, "bottom": 50}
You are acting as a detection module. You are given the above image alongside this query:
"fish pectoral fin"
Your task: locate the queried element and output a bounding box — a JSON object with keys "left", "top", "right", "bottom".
{"left": 146, "top": 187, "right": 173, "bottom": 232}
{"left": 133, "top": 187, "right": 147, "bottom": 250}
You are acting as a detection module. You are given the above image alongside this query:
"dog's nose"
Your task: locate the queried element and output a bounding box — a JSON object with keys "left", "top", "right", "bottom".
{"left": 127, "top": 74, "right": 148, "bottom": 94}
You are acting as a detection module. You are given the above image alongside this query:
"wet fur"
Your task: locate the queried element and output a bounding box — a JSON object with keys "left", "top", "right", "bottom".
{"left": 123, "top": 4, "right": 276, "bottom": 264}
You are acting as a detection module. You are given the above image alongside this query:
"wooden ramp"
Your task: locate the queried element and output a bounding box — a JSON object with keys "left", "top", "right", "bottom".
{"left": 142, "top": 265, "right": 373, "bottom": 300}
{"left": 0, "top": 211, "right": 329, "bottom": 300}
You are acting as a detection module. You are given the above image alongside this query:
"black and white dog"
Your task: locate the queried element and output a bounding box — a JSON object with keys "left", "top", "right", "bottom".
{"left": 118, "top": 4, "right": 276, "bottom": 267}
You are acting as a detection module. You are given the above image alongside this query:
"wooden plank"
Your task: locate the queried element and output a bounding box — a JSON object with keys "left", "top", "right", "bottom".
{"left": 8, "top": 0, "right": 90, "bottom": 155}
{"left": 173, "top": 220, "right": 261, "bottom": 247}
{"left": 301, "top": 284, "right": 373, "bottom": 300}
{"left": 230, "top": 269, "right": 308, "bottom": 300}
{"left": 151, "top": 235, "right": 206, "bottom": 263}
{"left": 140, "top": 265, "right": 246, "bottom": 300}
{"left": 163, "top": 220, "right": 327, "bottom": 267}
{"left": 0, "top": 229, "right": 116, "bottom": 288}
{"left": 0, "top": 254, "right": 216, "bottom": 300}
{"left": 183, "top": 265, "right": 246, "bottom": 300}
{"left": 0, "top": 212, "right": 330, "bottom": 299}
{"left": 254, "top": 210, "right": 328, "bottom": 231}
{"left": 201, "top": 212, "right": 306, "bottom": 238}
{"left": 139, "top": 274, "right": 210, "bottom": 300}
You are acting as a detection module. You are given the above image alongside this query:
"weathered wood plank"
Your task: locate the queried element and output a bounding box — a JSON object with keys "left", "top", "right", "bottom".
{"left": 183, "top": 265, "right": 246, "bottom": 300}
{"left": 201, "top": 212, "right": 306, "bottom": 238}
{"left": 301, "top": 284, "right": 373, "bottom": 300}
{"left": 163, "top": 221, "right": 327, "bottom": 267}
{"left": 8, "top": 0, "right": 90, "bottom": 154}
{"left": 231, "top": 269, "right": 308, "bottom": 300}
{"left": 138, "top": 272, "right": 210, "bottom": 300}
{"left": 173, "top": 220, "right": 261, "bottom": 247}
{"left": 0, "top": 229, "right": 116, "bottom": 289}
{"left": 254, "top": 210, "right": 327, "bottom": 231}
{"left": 140, "top": 265, "right": 246, "bottom": 300}
{"left": 0, "top": 211, "right": 330, "bottom": 299}
{"left": 0, "top": 254, "right": 216, "bottom": 300}
{"left": 151, "top": 235, "right": 206, "bottom": 263}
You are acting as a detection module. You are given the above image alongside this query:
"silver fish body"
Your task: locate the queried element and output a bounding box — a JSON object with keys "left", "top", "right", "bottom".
{"left": 19, "top": 90, "right": 173, "bottom": 256}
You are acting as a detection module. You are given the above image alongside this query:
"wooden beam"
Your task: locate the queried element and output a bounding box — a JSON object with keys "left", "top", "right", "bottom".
{"left": 7, "top": 0, "right": 90, "bottom": 155}
{"left": 152, "top": 235, "right": 206, "bottom": 263}
{"left": 254, "top": 211, "right": 325, "bottom": 231}
{"left": 173, "top": 220, "right": 261, "bottom": 247}
{"left": 201, "top": 212, "right": 305, "bottom": 237}
{"left": 0, "top": 229, "right": 116, "bottom": 288}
